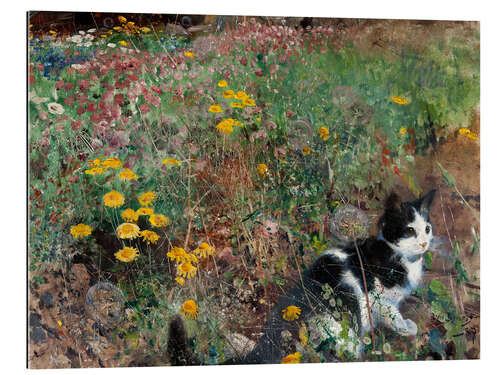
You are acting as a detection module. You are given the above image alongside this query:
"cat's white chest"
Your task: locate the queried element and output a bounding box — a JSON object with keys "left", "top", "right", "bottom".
{"left": 402, "top": 258, "right": 423, "bottom": 289}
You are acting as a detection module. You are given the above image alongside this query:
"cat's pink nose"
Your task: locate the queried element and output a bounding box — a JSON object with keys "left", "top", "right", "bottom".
{"left": 420, "top": 242, "right": 428, "bottom": 248}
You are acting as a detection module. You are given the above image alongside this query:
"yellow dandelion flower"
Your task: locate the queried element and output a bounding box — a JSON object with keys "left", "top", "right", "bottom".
{"left": 256, "top": 163, "right": 269, "bottom": 177}
{"left": 138, "top": 191, "right": 157, "bottom": 206}
{"left": 70, "top": 223, "right": 92, "bottom": 239}
{"left": 113, "top": 26, "right": 123, "bottom": 31}
{"left": 400, "top": 127, "right": 407, "bottom": 135}
{"left": 458, "top": 128, "right": 471, "bottom": 136}
{"left": 231, "top": 102, "right": 244, "bottom": 108}
{"left": 139, "top": 230, "right": 160, "bottom": 244}
{"left": 458, "top": 128, "right": 479, "bottom": 141}
{"left": 114, "top": 246, "right": 139, "bottom": 262}
{"left": 140, "top": 27, "right": 151, "bottom": 33}
{"left": 149, "top": 214, "right": 170, "bottom": 227}
{"left": 102, "top": 158, "right": 123, "bottom": 169}
{"left": 167, "top": 247, "right": 188, "bottom": 264}
{"left": 194, "top": 242, "right": 215, "bottom": 258}
{"left": 118, "top": 16, "right": 127, "bottom": 23}
{"left": 121, "top": 208, "right": 139, "bottom": 222}
{"left": 49, "top": 30, "right": 57, "bottom": 35}
{"left": 466, "top": 132, "right": 479, "bottom": 141}
{"left": 256, "top": 117, "right": 261, "bottom": 123}
{"left": 302, "top": 146, "right": 311, "bottom": 156}
{"left": 282, "top": 305, "right": 301, "bottom": 321}
{"left": 391, "top": 96, "right": 409, "bottom": 105}
{"left": 88, "top": 158, "right": 102, "bottom": 167}
{"left": 163, "top": 158, "right": 182, "bottom": 166}
{"left": 243, "top": 98, "right": 256, "bottom": 107}
{"left": 218, "top": 80, "right": 228, "bottom": 88}
{"left": 281, "top": 352, "right": 302, "bottom": 364}
{"left": 223, "top": 90, "right": 235, "bottom": 99}
{"left": 137, "top": 207, "right": 154, "bottom": 216}
{"left": 235, "top": 91, "right": 249, "bottom": 100}
{"left": 216, "top": 120, "right": 234, "bottom": 135}
{"left": 116, "top": 222, "right": 140, "bottom": 239}
{"left": 177, "top": 262, "right": 197, "bottom": 279}
{"left": 103, "top": 190, "right": 125, "bottom": 208}
{"left": 208, "top": 104, "right": 223, "bottom": 113}
{"left": 184, "top": 51, "right": 196, "bottom": 58}
{"left": 181, "top": 299, "right": 198, "bottom": 319}
{"left": 85, "top": 167, "right": 105, "bottom": 175}
{"left": 118, "top": 40, "right": 128, "bottom": 47}
{"left": 119, "top": 168, "right": 138, "bottom": 181}
{"left": 175, "top": 276, "right": 185, "bottom": 286}
{"left": 126, "top": 21, "right": 135, "bottom": 27}
{"left": 318, "top": 126, "right": 329, "bottom": 141}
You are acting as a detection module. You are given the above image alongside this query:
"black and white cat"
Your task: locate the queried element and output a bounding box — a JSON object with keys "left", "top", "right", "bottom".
{"left": 168, "top": 189, "right": 436, "bottom": 365}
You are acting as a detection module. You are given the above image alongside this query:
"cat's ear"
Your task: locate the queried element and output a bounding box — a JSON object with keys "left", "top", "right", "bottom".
{"left": 416, "top": 189, "right": 436, "bottom": 219}
{"left": 385, "top": 191, "right": 402, "bottom": 212}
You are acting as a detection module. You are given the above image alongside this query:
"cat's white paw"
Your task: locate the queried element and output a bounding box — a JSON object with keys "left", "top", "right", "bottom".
{"left": 403, "top": 319, "right": 418, "bottom": 336}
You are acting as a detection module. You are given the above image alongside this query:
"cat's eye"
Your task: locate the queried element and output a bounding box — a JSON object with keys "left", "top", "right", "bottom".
{"left": 405, "top": 227, "right": 416, "bottom": 237}
{"left": 425, "top": 225, "right": 431, "bottom": 234}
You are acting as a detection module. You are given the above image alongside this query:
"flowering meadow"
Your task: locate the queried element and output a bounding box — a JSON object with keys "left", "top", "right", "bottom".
{"left": 28, "top": 15, "right": 480, "bottom": 367}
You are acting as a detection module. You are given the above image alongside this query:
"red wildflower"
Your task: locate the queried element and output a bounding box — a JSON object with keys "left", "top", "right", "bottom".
{"left": 71, "top": 121, "right": 82, "bottom": 131}
{"left": 139, "top": 103, "right": 150, "bottom": 113}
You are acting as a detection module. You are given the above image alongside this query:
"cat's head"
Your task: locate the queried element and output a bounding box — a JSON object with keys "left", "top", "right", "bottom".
{"left": 378, "top": 190, "right": 436, "bottom": 259}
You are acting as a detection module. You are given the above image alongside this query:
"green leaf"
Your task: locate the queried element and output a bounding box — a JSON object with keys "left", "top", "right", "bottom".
{"left": 429, "top": 279, "right": 448, "bottom": 296}
{"left": 431, "top": 300, "right": 449, "bottom": 322}
{"left": 425, "top": 251, "right": 433, "bottom": 269}
{"left": 436, "top": 162, "right": 456, "bottom": 187}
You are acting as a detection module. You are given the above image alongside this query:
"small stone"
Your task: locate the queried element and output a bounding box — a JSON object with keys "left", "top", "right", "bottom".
{"left": 31, "top": 327, "right": 47, "bottom": 344}
{"left": 29, "top": 312, "right": 42, "bottom": 328}
{"left": 40, "top": 291, "right": 54, "bottom": 308}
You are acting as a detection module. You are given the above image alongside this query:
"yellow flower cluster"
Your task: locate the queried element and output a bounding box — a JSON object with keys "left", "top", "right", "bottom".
{"left": 318, "top": 126, "right": 329, "bottom": 141}
{"left": 85, "top": 167, "right": 104, "bottom": 175}
{"left": 184, "top": 51, "right": 196, "bottom": 58}
{"left": 208, "top": 104, "right": 223, "bottom": 113}
{"left": 281, "top": 352, "right": 302, "bottom": 364}
{"left": 115, "top": 16, "right": 141, "bottom": 35}
{"left": 101, "top": 158, "right": 123, "bottom": 169}
{"left": 163, "top": 158, "right": 182, "bottom": 166}
{"left": 167, "top": 242, "right": 214, "bottom": 285}
{"left": 139, "top": 230, "right": 160, "bottom": 244}
{"left": 181, "top": 299, "right": 199, "bottom": 320}
{"left": 194, "top": 242, "right": 215, "bottom": 258}
{"left": 119, "top": 168, "right": 138, "bottom": 181}
{"left": 85, "top": 157, "right": 139, "bottom": 182}
{"left": 121, "top": 208, "right": 139, "bottom": 222}
{"left": 70, "top": 223, "right": 92, "bottom": 239}
{"left": 115, "top": 246, "right": 139, "bottom": 262}
{"left": 138, "top": 191, "right": 157, "bottom": 206}
{"left": 116, "top": 222, "right": 140, "bottom": 239}
{"left": 256, "top": 163, "right": 269, "bottom": 177}
{"left": 149, "top": 214, "right": 170, "bottom": 227}
{"left": 103, "top": 190, "right": 125, "bottom": 208}
{"left": 458, "top": 127, "right": 479, "bottom": 141}
{"left": 391, "top": 96, "right": 409, "bottom": 105}
{"left": 282, "top": 305, "right": 301, "bottom": 321}
{"left": 216, "top": 118, "right": 243, "bottom": 135}
{"left": 137, "top": 207, "right": 154, "bottom": 216}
